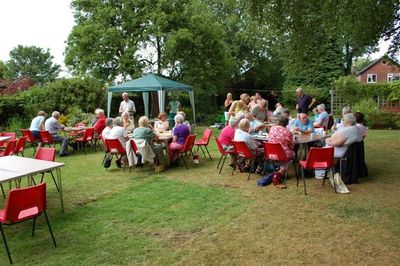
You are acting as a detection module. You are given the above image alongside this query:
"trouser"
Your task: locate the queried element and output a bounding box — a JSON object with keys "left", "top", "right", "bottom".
{"left": 52, "top": 134, "right": 69, "bottom": 155}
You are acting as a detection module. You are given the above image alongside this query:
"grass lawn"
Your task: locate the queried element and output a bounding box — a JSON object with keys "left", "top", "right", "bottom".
{"left": 0, "top": 128, "right": 399, "bottom": 265}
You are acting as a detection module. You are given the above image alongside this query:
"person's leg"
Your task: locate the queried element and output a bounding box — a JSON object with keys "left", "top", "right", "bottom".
{"left": 52, "top": 135, "right": 69, "bottom": 156}
{"left": 168, "top": 142, "right": 183, "bottom": 162}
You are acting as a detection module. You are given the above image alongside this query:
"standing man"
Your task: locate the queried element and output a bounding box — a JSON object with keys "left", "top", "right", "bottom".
{"left": 295, "top": 87, "right": 317, "bottom": 114}
{"left": 166, "top": 95, "right": 181, "bottom": 127}
{"left": 119, "top": 92, "right": 136, "bottom": 119}
{"left": 45, "top": 111, "right": 69, "bottom": 157}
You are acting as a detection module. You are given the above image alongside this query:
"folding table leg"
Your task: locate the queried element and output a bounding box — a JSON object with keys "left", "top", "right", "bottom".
{"left": 0, "top": 184, "right": 5, "bottom": 199}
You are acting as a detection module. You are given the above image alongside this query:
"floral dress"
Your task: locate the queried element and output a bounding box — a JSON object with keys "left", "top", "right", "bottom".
{"left": 268, "top": 125, "right": 295, "bottom": 159}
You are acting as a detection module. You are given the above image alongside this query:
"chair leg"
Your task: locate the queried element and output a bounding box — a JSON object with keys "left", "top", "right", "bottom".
{"left": 217, "top": 154, "right": 223, "bottom": 169}
{"left": 44, "top": 211, "right": 57, "bottom": 247}
{"left": 247, "top": 159, "right": 256, "bottom": 181}
{"left": 219, "top": 155, "right": 227, "bottom": 174}
{"left": 32, "top": 217, "right": 36, "bottom": 237}
{"left": 181, "top": 154, "right": 188, "bottom": 169}
{"left": 301, "top": 168, "right": 307, "bottom": 195}
{"left": 0, "top": 223, "right": 12, "bottom": 264}
{"left": 204, "top": 146, "right": 212, "bottom": 160}
{"left": 199, "top": 146, "right": 207, "bottom": 159}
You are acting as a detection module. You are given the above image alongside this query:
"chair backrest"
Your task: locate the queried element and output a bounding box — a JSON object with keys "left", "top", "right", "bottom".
{"left": 39, "top": 131, "right": 54, "bottom": 143}
{"left": 82, "top": 127, "right": 95, "bottom": 141}
{"left": 304, "top": 147, "right": 334, "bottom": 169}
{"left": 200, "top": 128, "right": 212, "bottom": 144}
{"left": 101, "top": 137, "right": 110, "bottom": 152}
{"left": 262, "top": 142, "right": 288, "bottom": 161}
{"left": 0, "top": 132, "right": 17, "bottom": 141}
{"left": 214, "top": 136, "right": 226, "bottom": 154}
{"left": 3, "top": 183, "right": 46, "bottom": 224}
{"left": 34, "top": 147, "right": 56, "bottom": 162}
{"left": 181, "top": 134, "right": 196, "bottom": 153}
{"left": 130, "top": 139, "right": 140, "bottom": 154}
{"left": 106, "top": 139, "right": 126, "bottom": 155}
{"left": 21, "top": 129, "right": 37, "bottom": 143}
{"left": 232, "top": 140, "right": 255, "bottom": 159}
{"left": 1, "top": 140, "right": 16, "bottom": 156}
{"left": 14, "top": 136, "right": 27, "bottom": 154}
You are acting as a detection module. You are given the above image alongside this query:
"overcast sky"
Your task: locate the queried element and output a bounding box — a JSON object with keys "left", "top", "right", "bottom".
{"left": 0, "top": 0, "right": 393, "bottom": 76}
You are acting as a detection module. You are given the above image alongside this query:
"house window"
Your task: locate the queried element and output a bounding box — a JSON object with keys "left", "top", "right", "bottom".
{"left": 367, "top": 74, "right": 377, "bottom": 83}
{"left": 387, "top": 73, "right": 400, "bottom": 82}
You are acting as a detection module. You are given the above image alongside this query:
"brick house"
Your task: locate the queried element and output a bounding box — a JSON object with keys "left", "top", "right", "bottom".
{"left": 357, "top": 55, "right": 400, "bottom": 83}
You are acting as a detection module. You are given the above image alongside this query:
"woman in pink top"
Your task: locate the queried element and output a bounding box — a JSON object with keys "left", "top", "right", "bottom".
{"left": 268, "top": 115, "right": 295, "bottom": 175}
{"left": 218, "top": 116, "right": 239, "bottom": 165}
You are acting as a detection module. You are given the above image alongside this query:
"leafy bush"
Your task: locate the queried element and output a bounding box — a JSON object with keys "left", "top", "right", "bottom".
{"left": 6, "top": 116, "right": 25, "bottom": 134}
{"left": 367, "top": 112, "right": 400, "bottom": 129}
{"left": 352, "top": 98, "right": 378, "bottom": 119}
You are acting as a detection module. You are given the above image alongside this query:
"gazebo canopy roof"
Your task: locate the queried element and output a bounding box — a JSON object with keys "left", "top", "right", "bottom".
{"left": 108, "top": 74, "right": 192, "bottom": 92}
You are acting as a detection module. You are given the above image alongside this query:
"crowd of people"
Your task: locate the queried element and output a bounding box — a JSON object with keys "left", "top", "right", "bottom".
{"left": 27, "top": 88, "right": 367, "bottom": 184}
{"left": 218, "top": 88, "right": 367, "bottom": 188}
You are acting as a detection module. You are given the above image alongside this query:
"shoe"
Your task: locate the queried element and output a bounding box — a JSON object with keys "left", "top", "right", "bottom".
{"left": 59, "top": 153, "right": 69, "bottom": 157}
{"left": 115, "top": 160, "right": 122, "bottom": 168}
{"left": 229, "top": 163, "right": 235, "bottom": 168}
{"left": 315, "top": 176, "right": 325, "bottom": 180}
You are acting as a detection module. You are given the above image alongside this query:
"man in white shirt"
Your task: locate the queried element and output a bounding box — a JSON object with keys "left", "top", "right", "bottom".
{"left": 119, "top": 92, "right": 136, "bottom": 118}
{"left": 44, "top": 111, "right": 69, "bottom": 156}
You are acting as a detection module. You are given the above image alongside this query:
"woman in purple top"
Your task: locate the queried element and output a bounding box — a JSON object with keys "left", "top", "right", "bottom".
{"left": 168, "top": 114, "right": 190, "bottom": 162}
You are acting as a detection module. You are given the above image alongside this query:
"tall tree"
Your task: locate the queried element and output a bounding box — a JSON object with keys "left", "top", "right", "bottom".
{"left": 6, "top": 45, "right": 60, "bottom": 84}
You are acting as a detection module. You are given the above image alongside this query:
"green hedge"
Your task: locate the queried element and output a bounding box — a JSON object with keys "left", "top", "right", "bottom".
{"left": 0, "top": 77, "right": 106, "bottom": 129}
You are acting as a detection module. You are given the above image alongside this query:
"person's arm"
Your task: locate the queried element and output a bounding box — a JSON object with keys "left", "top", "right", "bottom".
{"left": 309, "top": 98, "right": 317, "bottom": 109}
{"left": 119, "top": 102, "right": 124, "bottom": 114}
{"left": 295, "top": 103, "right": 299, "bottom": 113}
{"left": 228, "top": 101, "right": 237, "bottom": 115}
{"left": 325, "top": 132, "right": 346, "bottom": 147}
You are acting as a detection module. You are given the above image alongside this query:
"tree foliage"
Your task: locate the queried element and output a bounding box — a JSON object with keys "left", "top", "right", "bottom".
{"left": 5, "top": 45, "right": 61, "bottom": 84}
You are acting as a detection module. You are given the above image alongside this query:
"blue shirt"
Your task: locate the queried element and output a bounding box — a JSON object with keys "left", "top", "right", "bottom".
{"left": 293, "top": 118, "right": 313, "bottom": 132}
{"left": 316, "top": 111, "right": 328, "bottom": 127}
{"left": 30, "top": 116, "right": 45, "bottom": 131}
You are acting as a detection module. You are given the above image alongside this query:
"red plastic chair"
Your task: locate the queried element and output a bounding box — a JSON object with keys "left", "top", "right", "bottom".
{"left": 105, "top": 139, "right": 126, "bottom": 169}
{"left": 39, "top": 131, "right": 55, "bottom": 147}
{"left": 194, "top": 128, "right": 212, "bottom": 160}
{"left": 13, "top": 136, "right": 27, "bottom": 156}
{"left": 262, "top": 142, "right": 297, "bottom": 183}
{"left": 232, "top": 140, "right": 259, "bottom": 180}
{"left": 33, "top": 147, "right": 59, "bottom": 192}
{"left": 298, "top": 146, "right": 335, "bottom": 195}
{"left": 178, "top": 134, "right": 197, "bottom": 169}
{"left": 0, "top": 140, "right": 16, "bottom": 157}
{"left": 101, "top": 137, "right": 110, "bottom": 165}
{"left": 0, "top": 132, "right": 16, "bottom": 148}
{"left": 214, "top": 136, "right": 236, "bottom": 174}
{"left": 21, "top": 129, "right": 39, "bottom": 153}
{"left": 0, "top": 183, "right": 57, "bottom": 264}
{"left": 74, "top": 127, "right": 95, "bottom": 154}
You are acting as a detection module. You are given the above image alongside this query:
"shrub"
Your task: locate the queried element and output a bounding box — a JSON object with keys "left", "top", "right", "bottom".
{"left": 367, "top": 112, "right": 400, "bottom": 129}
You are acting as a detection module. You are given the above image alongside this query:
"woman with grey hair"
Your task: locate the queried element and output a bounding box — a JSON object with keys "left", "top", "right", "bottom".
{"left": 325, "top": 113, "right": 362, "bottom": 158}
{"left": 131, "top": 116, "right": 164, "bottom": 165}
{"left": 168, "top": 114, "right": 190, "bottom": 164}
{"left": 101, "top": 118, "right": 114, "bottom": 139}
{"left": 313, "top": 104, "right": 328, "bottom": 128}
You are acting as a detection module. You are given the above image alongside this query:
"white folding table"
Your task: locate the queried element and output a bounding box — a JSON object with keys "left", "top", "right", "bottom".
{"left": 0, "top": 156, "right": 65, "bottom": 212}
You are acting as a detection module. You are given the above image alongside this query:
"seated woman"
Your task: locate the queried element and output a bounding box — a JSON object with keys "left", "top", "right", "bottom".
{"left": 154, "top": 112, "right": 169, "bottom": 132}
{"left": 325, "top": 113, "right": 362, "bottom": 158}
{"left": 252, "top": 100, "right": 269, "bottom": 122}
{"left": 313, "top": 104, "right": 328, "bottom": 128}
{"left": 177, "top": 111, "right": 191, "bottom": 130}
{"left": 354, "top": 112, "right": 367, "bottom": 139}
{"left": 168, "top": 114, "right": 190, "bottom": 164}
{"left": 109, "top": 117, "right": 130, "bottom": 168}
{"left": 121, "top": 111, "right": 135, "bottom": 133}
{"left": 234, "top": 118, "right": 263, "bottom": 172}
{"left": 268, "top": 115, "right": 296, "bottom": 179}
{"left": 219, "top": 116, "right": 239, "bottom": 166}
{"left": 132, "top": 116, "right": 164, "bottom": 165}
{"left": 228, "top": 93, "right": 250, "bottom": 117}
{"left": 30, "top": 110, "right": 47, "bottom": 139}
{"left": 101, "top": 118, "right": 114, "bottom": 139}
